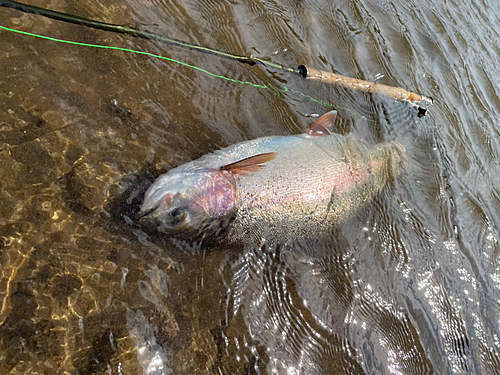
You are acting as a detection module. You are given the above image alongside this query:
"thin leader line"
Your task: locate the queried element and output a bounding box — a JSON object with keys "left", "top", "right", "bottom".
{"left": 0, "top": 24, "right": 353, "bottom": 112}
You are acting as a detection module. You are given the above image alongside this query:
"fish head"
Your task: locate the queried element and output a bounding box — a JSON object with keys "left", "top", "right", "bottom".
{"left": 139, "top": 167, "right": 237, "bottom": 236}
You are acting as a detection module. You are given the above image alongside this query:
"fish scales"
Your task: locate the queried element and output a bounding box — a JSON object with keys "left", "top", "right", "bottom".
{"left": 227, "top": 134, "right": 396, "bottom": 243}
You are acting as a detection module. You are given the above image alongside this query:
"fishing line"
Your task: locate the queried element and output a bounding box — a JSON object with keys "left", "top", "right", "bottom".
{"left": 0, "top": 24, "right": 349, "bottom": 112}
{"left": 1, "top": 0, "right": 430, "bottom": 114}
{"left": 0, "top": 0, "right": 298, "bottom": 72}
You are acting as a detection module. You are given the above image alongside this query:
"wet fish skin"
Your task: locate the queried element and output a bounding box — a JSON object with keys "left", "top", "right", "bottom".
{"left": 139, "top": 111, "right": 407, "bottom": 244}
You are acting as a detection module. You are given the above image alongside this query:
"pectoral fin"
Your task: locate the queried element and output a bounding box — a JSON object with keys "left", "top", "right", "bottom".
{"left": 307, "top": 110, "right": 337, "bottom": 136}
{"left": 221, "top": 152, "right": 277, "bottom": 175}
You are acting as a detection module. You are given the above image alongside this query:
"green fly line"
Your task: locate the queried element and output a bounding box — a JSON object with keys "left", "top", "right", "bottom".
{"left": 0, "top": 24, "right": 347, "bottom": 111}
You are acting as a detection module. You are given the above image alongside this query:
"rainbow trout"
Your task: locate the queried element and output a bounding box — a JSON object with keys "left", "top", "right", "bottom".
{"left": 139, "top": 111, "right": 406, "bottom": 244}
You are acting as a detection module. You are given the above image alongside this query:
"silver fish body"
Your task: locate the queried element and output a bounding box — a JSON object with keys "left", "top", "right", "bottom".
{"left": 140, "top": 113, "right": 406, "bottom": 244}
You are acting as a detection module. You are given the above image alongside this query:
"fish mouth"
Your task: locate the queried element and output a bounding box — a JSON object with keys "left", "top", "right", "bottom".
{"left": 138, "top": 184, "right": 174, "bottom": 222}
{"left": 137, "top": 204, "right": 159, "bottom": 220}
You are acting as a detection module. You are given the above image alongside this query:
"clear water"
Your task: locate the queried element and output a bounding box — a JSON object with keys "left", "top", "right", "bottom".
{"left": 0, "top": 0, "right": 499, "bottom": 374}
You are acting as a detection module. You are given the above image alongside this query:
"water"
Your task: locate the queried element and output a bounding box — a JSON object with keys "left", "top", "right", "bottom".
{"left": 1, "top": 0, "right": 499, "bottom": 374}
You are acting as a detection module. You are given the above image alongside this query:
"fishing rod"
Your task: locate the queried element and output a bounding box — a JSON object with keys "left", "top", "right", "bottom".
{"left": 0, "top": 0, "right": 296, "bottom": 72}
{"left": 0, "top": 0, "right": 432, "bottom": 114}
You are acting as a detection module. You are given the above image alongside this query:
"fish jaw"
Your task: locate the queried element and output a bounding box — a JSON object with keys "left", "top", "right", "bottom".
{"left": 139, "top": 167, "right": 237, "bottom": 234}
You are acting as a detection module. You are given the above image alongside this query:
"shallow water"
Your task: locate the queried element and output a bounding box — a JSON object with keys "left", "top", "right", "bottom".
{"left": 1, "top": 0, "right": 500, "bottom": 374}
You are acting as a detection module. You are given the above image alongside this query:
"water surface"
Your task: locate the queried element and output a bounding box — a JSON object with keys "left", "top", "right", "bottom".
{"left": 1, "top": 0, "right": 500, "bottom": 374}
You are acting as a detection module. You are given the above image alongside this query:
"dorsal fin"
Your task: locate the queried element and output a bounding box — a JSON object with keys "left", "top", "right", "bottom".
{"left": 220, "top": 152, "right": 277, "bottom": 175}
{"left": 307, "top": 110, "right": 337, "bottom": 136}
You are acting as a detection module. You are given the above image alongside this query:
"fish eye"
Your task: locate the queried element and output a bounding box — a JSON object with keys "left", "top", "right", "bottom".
{"left": 170, "top": 208, "right": 185, "bottom": 220}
